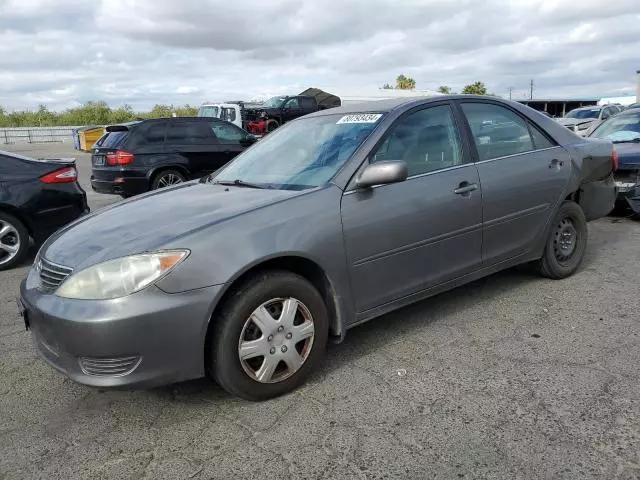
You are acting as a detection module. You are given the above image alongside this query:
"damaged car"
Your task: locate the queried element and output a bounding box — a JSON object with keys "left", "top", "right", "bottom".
{"left": 20, "top": 96, "right": 616, "bottom": 401}
{"left": 589, "top": 107, "right": 640, "bottom": 216}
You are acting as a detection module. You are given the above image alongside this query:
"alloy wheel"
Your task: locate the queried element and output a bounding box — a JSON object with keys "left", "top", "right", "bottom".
{"left": 156, "top": 173, "right": 184, "bottom": 188}
{"left": 238, "top": 297, "right": 315, "bottom": 384}
{"left": 0, "top": 220, "right": 21, "bottom": 267}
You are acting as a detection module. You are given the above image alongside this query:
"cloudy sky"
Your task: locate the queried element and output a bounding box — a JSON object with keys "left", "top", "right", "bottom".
{"left": 0, "top": 0, "right": 638, "bottom": 111}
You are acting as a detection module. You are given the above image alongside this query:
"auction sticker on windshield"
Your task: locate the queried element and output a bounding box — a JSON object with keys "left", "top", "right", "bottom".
{"left": 336, "top": 114, "right": 383, "bottom": 124}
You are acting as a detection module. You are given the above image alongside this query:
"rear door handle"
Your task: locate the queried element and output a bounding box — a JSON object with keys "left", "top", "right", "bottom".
{"left": 454, "top": 182, "right": 478, "bottom": 195}
{"left": 549, "top": 158, "right": 564, "bottom": 168}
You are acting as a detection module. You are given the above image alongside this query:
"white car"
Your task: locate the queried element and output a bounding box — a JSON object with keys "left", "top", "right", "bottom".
{"left": 556, "top": 105, "right": 620, "bottom": 136}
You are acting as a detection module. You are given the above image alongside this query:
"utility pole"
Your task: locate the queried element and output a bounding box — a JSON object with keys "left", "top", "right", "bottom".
{"left": 529, "top": 79, "right": 534, "bottom": 100}
{"left": 508, "top": 87, "right": 513, "bottom": 100}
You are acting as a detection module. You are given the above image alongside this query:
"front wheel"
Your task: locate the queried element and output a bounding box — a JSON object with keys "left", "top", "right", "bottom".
{"left": 536, "top": 201, "right": 588, "bottom": 279}
{"left": 210, "top": 271, "right": 329, "bottom": 401}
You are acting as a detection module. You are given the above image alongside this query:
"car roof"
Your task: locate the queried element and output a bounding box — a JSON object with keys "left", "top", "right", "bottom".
{"left": 305, "top": 95, "right": 528, "bottom": 118}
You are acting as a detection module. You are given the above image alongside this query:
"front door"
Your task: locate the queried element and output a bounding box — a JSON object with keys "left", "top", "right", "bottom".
{"left": 458, "top": 101, "right": 572, "bottom": 265}
{"left": 341, "top": 103, "right": 483, "bottom": 314}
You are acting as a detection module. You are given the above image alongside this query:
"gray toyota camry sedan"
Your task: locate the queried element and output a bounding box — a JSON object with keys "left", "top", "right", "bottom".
{"left": 20, "top": 96, "right": 616, "bottom": 401}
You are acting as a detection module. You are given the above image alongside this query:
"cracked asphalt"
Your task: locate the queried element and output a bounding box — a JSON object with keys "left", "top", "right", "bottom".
{"left": 1, "top": 143, "right": 639, "bottom": 479}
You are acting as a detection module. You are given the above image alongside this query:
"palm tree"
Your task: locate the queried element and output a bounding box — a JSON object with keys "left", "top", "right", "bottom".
{"left": 396, "top": 74, "right": 416, "bottom": 90}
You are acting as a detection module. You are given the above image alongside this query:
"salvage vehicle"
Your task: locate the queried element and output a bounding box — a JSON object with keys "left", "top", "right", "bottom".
{"left": 0, "top": 150, "right": 88, "bottom": 270}
{"left": 556, "top": 105, "right": 619, "bottom": 136}
{"left": 198, "top": 88, "right": 341, "bottom": 136}
{"left": 589, "top": 107, "right": 640, "bottom": 215}
{"left": 20, "top": 96, "right": 616, "bottom": 400}
{"left": 90, "top": 117, "right": 257, "bottom": 198}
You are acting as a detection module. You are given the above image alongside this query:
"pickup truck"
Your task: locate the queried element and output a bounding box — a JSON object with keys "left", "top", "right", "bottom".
{"left": 198, "top": 88, "right": 341, "bottom": 135}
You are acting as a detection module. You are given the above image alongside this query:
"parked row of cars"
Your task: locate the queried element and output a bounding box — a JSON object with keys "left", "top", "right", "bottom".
{"left": 13, "top": 95, "right": 624, "bottom": 401}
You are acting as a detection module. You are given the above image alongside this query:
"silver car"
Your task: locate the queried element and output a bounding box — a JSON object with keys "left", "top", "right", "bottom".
{"left": 20, "top": 97, "right": 616, "bottom": 401}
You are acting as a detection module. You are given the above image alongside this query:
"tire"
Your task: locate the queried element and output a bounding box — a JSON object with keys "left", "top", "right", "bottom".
{"left": 151, "top": 169, "right": 186, "bottom": 190}
{"left": 0, "top": 212, "right": 30, "bottom": 271}
{"left": 210, "top": 270, "right": 329, "bottom": 401}
{"left": 536, "top": 201, "right": 588, "bottom": 279}
{"left": 265, "top": 119, "right": 279, "bottom": 134}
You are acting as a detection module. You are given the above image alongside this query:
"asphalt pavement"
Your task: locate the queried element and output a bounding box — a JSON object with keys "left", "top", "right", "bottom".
{"left": 1, "top": 142, "right": 639, "bottom": 479}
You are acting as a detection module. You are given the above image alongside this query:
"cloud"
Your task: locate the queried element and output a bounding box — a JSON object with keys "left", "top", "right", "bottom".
{"left": 0, "top": 0, "right": 638, "bottom": 110}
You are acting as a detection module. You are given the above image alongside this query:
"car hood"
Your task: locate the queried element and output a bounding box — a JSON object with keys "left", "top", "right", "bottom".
{"left": 557, "top": 118, "right": 594, "bottom": 127}
{"left": 41, "top": 181, "right": 303, "bottom": 270}
{"left": 614, "top": 142, "right": 640, "bottom": 169}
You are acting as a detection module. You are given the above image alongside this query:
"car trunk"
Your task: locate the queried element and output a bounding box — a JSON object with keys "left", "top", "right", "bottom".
{"left": 91, "top": 125, "right": 133, "bottom": 168}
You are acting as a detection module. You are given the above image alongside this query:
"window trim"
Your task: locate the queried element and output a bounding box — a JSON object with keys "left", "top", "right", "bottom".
{"left": 455, "top": 100, "right": 559, "bottom": 163}
{"left": 344, "top": 101, "right": 470, "bottom": 192}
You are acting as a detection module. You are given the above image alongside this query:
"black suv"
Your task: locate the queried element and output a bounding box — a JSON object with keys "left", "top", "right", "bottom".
{"left": 90, "top": 117, "right": 257, "bottom": 197}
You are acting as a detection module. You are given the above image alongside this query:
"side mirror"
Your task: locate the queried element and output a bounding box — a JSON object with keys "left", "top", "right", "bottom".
{"left": 240, "top": 134, "right": 258, "bottom": 146}
{"left": 356, "top": 161, "right": 408, "bottom": 189}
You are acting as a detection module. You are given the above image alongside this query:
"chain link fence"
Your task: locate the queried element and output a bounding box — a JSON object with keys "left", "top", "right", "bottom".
{"left": 0, "top": 126, "right": 81, "bottom": 144}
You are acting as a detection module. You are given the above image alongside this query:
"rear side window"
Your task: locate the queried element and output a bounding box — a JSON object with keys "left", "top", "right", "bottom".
{"left": 166, "top": 121, "right": 216, "bottom": 145}
{"left": 300, "top": 97, "right": 315, "bottom": 109}
{"left": 528, "top": 123, "right": 555, "bottom": 149}
{"left": 127, "top": 122, "right": 167, "bottom": 148}
{"left": 101, "top": 131, "right": 129, "bottom": 148}
{"left": 210, "top": 122, "right": 247, "bottom": 144}
{"left": 461, "top": 103, "right": 534, "bottom": 161}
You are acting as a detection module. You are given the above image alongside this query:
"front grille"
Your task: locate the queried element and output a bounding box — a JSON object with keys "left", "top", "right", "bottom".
{"left": 38, "top": 257, "right": 73, "bottom": 293}
{"left": 79, "top": 355, "right": 142, "bottom": 376}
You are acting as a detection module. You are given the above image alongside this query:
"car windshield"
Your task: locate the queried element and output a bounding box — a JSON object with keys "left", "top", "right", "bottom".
{"left": 590, "top": 112, "right": 640, "bottom": 142}
{"left": 263, "top": 96, "right": 287, "bottom": 108}
{"left": 212, "top": 113, "right": 384, "bottom": 190}
{"left": 198, "top": 106, "right": 219, "bottom": 117}
{"left": 566, "top": 108, "right": 599, "bottom": 119}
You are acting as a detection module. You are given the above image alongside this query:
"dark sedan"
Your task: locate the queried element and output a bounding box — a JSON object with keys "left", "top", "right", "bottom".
{"left": 21, "top": 96, "right": 615, "bottom": 400}
{"left": 0, "top": 150, "right": 88, "bottom": 270}
{"left": 90, "top": 117, "right": 257, "bottom": 198}
{"left": 589, "top": 107, "right": 640, "bottom": 215}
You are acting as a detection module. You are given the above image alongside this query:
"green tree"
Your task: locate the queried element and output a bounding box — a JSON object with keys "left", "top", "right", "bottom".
{"left": 461, "top": 82, "right": 488, "bottom": 95}
{"left": 437, "top": 86, "right": 452, "bottom": 94}
{"left": 395, "top": 74, "right": 416, "bottom": 90}
{"left": 381, "top": 83, "right": 393, "bottom": 89}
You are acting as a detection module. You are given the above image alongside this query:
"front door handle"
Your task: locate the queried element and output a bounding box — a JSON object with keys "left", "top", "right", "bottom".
{"left": 454, "top": 182, "right": 478, "bottom": 195}
{"left": 549, "top": 158, "right": 564, "bottom": 168}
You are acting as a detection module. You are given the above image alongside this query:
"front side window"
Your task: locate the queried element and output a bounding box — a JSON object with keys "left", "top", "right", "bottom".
{"left": 211, "top": 122, "right": 246, "bottom": 144}
{"left": 213, "top": 113, "right": 382, "bottom": 190}
{"left": 461, "top": 103, "right": 534, "bottom": 161}
{"left": 221, "top": 107, "right": 236, "bottom": 122}
{"left": 284, "top": 98, "right": 300, "bottom": 109}
{"left": 372, "top": 105, "right": 463, "bottom": 177}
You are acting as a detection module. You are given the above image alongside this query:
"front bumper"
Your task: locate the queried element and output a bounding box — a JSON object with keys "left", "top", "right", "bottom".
{"left": 614, "top": 170, "right": 640, "bottom": 214}
{"left": 20, "top": 273, "right": 223, "bottom": 389}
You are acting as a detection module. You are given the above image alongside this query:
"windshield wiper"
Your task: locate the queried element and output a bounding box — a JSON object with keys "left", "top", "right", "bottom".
{"left": 213, "top": 179, "right": 267, "bottom": 189}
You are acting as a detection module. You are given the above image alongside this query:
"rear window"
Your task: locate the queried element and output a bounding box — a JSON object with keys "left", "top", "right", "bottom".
{"left": 100, "top": 131, "right": 129, "bottom": 148}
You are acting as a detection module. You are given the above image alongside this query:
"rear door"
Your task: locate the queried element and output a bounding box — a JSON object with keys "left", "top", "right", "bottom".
{"left": 164, "top": 119, "right": 223, "bottom": 178}
{"left": 341, "top": 102, "right": 483, "bottom": 313}
{"left": 458, "top": 101, "right": 571, "bottom": 266}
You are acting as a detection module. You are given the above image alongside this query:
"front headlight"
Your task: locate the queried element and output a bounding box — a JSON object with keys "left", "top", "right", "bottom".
{"left": 56, "top": 250, "right": 189, "bottom": 300}
{"left": 577, "top": 123, "right": 590, "bottom": 130}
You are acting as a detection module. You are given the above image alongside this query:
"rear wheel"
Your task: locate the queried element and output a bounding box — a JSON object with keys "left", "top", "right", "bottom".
{"left": 210, "top": 271, "right": 329, "bottom": 401}
{"left": 265, "top": 119, "right": 279, "bottom": 134}
{"left": 151, "top": 169, "right": 186, "bottom": 190}
{"left": 0, "top": 212, "right": 29, "bottom": 271}
{"left": 536, "top": 201, "right": 588, "bottom": 279}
